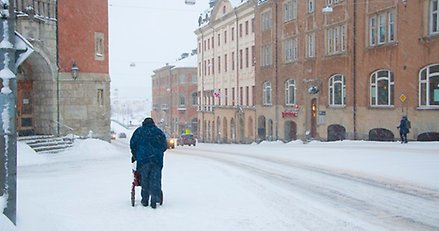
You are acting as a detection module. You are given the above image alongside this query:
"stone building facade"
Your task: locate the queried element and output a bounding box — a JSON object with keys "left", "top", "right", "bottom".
{"left": 151, "top": 54, "right": 198, "bottom": 138}
{"left": 14, "top": 0, "right": 111, "bottom": 140}
{"left": 254, "top": 0, "right": 439, "bottom": 142}
{"left": 195, "top": 0, "right": 257, "bottom": 143}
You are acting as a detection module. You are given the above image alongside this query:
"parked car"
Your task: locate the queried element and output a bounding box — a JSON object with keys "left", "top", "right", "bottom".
{"left": 111, "top": 131, "right": 117, "bottom": 140}
{"left": 177, "top": 134, "right": 196, "bottom": 146}
{"left": 165, "top": 133, "right": 175, "bottom": 149}
{"left": 118, "top": 132, "right": 127, "bottom": 138}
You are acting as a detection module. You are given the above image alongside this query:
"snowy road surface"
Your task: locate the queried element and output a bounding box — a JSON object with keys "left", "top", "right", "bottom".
{"left": 14, "top": 139, "right": 439, "bottom": 231}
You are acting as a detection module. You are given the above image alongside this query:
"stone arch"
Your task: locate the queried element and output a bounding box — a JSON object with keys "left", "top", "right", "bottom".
{"left": 216, "top": 116, "right": 221, "bottom": 143}
{"left": 222, "top": 117, "right": 228, "bottom": 143}
{"left": 257, "top": 115, "right": 266, "bottom": 141}
{"left": 369, "top": 128, "right": 394, "bottom": 141}
{"left": 284, "top": 120, "right": 297, "bottom": 142}
{"left": 327, "top": 124, "right": 346, "bottom": 141}
{"left": 239, "top": 117, "right": 245, "bottom": 143}
{"left": 231, "top": 118, "right": 236, "bottom": 143}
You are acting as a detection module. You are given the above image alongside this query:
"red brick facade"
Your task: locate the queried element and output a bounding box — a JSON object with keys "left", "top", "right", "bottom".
{"left": 58, "top": 0, "right": 109, "bottom": 74}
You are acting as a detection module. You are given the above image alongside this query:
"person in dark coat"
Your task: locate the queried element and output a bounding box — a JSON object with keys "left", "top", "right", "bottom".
{"left": 397, "top": 116, "right": 410, "bottom": 143}
{"left": 130, "top": 117, "right": 167, "bottom": 208}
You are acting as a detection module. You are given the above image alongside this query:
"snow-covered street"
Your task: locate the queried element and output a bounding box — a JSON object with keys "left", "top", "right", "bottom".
{"left": 13, "top": 138, "right": 439, "bottom": 231}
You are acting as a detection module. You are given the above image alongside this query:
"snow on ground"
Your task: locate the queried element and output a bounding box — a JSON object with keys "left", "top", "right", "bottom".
{"left": 6, "top": 136, "right": 439, "bottom": 230}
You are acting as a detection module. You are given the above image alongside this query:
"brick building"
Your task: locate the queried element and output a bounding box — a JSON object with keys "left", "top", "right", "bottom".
{"left": 254, "top": 0, "right": 439, "bottom": 142}
{"left": 151, "top": 53, "right": 198, "bottom": 138}
{"left": 195, "top": 0, "right": 256, "bottom": 143}
{"left": 14, "top": 0, "right": 111, "bottom": 140}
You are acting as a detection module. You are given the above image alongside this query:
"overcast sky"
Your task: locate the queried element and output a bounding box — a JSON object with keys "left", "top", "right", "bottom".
{"left": 108, "top": 0, "right": 209, "bottom": 102}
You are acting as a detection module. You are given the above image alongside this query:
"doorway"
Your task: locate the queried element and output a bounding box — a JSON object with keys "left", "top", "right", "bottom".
{"left": 17, "top": 79, "right": 34, "bottom": 136}
{"left": 310, "top": 98, "right": 317, "bottom": 138}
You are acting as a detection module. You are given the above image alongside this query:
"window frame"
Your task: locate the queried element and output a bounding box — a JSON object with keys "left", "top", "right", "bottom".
{"left": 285, "top": 79, "right": 296, "bottom": 106}
{"left": 370, "top": 70, "right": 394, "bottom": 107}
{"left": 328, "top": 74, "right": 346, "bottom": 107}
{"left": 419, "top": 64, "right": 439, "bottom": 108}
{"left": 431, "top": 0, "right": 439, "bottom": 35}
{"left": 263, "top": 81, "right": 272, "bottom": 105}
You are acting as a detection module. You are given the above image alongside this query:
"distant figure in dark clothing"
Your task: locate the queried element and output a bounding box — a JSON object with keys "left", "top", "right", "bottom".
{"left": 130, "top": 117, "right": 167, "bottom": 208}
{"left": 397, "top": 116, "right": 410, "bottom": 143}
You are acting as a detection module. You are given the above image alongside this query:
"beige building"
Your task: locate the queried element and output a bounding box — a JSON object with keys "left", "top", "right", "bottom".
{"left": 195, "top": 0, "right": 257, "bottom": 143}
{"left": 254, "top": 0, "right": 439, "bottom": 142}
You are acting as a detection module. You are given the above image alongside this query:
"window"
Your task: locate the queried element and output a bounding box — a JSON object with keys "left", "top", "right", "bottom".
{"left": 245, "top": 48, "right": 249, "bottom": 68}
{"left": 192, "top": 74, "right": 197, "bottom": 83}
{"left": 245, "top": 21, "right": 249, "bottom": 35}
{"left": 430, "top": 0, "right": 439, "bottom": 35}
{"left": 94, "top": 32, "right": 105, "bottom": 61}
{"left": 239, "top": 23, "right": 243, "bottom": 37}
{"left": 246, "top": 86, "right": 249, "bottom": 106}
{"left": 224, "top": 54, "right": 228, "bottom": 72}
{"left": 306, "top": 32, "right": 315, "bottom": 58}
{"left": 308, "top": 0, "right": 314, "bottom": 13}
{"left": 218, "top": 33, "right": 221, "bottom": 47}
{"left": 283, "top": 37, "right": 298, "bottom": 63}
{"left": 251, "top": 45, "right": 256, "bottom": 66}
{"left": 232, "top": 52, "right": 235, "bottom": 70}
{"left": 329, "top": 74, "right": 346, "bottom": 106}
{"left": 261, "top": 44, "right": 272, "bottom": 67}
{"left": 326, "top": 24, "right": 346, "bottom": 55}
{"left": 284, "top": 0, "right": 297, "bottom": 22}
{"left": 370, "top": 70, "right": 394, "bottom": 106}
{"left": 179, "top": 96, "right": 186, "bottom": 107}
{"left": 419, "top": 64, "right": 439, "bottom": 107}
{"left": 97, "top": 89, "right": 104, "bottom": 106}
{"left": 192, "top": 92, "right": 198, "bottom": 105}
{"left": 285, "top": 79, "right": 296, "bottom": 105}
{"left": 218, "top": 56, "right": 221, "bottom": 74}
{"left": 261, "top": 10, "right": 272, "bottom": 31}
{"left": 179, "top": 74, "right": 186, "bottom": 84}
{"left": 369, "top": 10, "right": 396, "bottom": 47}
{"left": 232, "top": 27, "right": 235, "bottom": 41}
{"left": 263, "top": 81, "right": 272, "bottom": 105}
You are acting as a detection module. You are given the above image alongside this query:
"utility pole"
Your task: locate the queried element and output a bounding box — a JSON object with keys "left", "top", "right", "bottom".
{"left": 0, "top": 0, "right": 17, "bottom": 224}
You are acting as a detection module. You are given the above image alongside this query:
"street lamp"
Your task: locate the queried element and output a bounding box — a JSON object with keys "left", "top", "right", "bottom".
{"left": 71, "top": 62, "right": 79, "bottom": 80}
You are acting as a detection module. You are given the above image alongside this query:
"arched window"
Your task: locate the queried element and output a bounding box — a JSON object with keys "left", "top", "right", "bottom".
{"left": 263, "top": 81, "right": 272, "bottom": 105}
{"left": 329, "top": 74, "right": 345, "bottom": 106}
{"left": 419, "top": 64, "right": 439, "bottom": 107}
{"left": 370, "top": 70, "right": 394, "bottom": 106}
{"left": 285, "top": 79, "right": 296, "bottom": 105}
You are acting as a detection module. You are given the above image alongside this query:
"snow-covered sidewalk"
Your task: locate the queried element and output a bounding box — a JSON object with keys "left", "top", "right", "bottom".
{"left": 8, "top": 139, "right": 439, "bottom": 230}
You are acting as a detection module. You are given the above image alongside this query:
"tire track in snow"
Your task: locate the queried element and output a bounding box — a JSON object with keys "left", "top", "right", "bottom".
{"left": 172, "top": 147, "right": 439, "bottom": 231}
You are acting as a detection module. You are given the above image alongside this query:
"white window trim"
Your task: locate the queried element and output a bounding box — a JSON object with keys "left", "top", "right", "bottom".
{"left": 370, "top": 70, "right": 394, "bottom": 107}
{"left": 285, "top": 79, "right": 296, "bottom": 105}
{"left": 306, "top": 32, "right": 315, "bottom": 58}
{"left": 263, "top": 81, "right": 272, "bottom": 105}
{"left": 419, "top": 64, "right": 439, "bottom": 108}
{"left": 430, "top": 0, "right": 439, "bottom": 35}
{"left": 328, "top": 74, "right": 346, "bottom": 107}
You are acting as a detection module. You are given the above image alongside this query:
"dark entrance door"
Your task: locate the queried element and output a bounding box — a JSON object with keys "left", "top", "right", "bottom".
{"left": 17, "top": 80, "right": 34, "bottom": 136}
{"left": 310, "top": 98, "right": 317, "bottom": 138}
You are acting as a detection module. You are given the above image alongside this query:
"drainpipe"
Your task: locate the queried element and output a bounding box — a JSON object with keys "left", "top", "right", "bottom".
{"left": 274, "top": 1, "right": 279, "bottom": 141}
{"left": 55, "top": 0, "right": 60, "bottom": 136}
{"left": 234, "top": 8, "right": 239, "bottom": 143}
{"left": 352, "top": 0, "right": 357, "bottom": 140}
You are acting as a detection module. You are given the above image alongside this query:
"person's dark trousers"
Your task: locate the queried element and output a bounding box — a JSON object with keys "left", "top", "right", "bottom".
{"left": 139, "top": 163, "right": 151, "bottom": 206}
{"left": 149, "top": 165, "right": 163, "bottom": 207}
{"left": 139, "top": 162, "right": 163, "bottom": 207}
{"left": 400, "top": 132, "right": 408, "bottom": 143}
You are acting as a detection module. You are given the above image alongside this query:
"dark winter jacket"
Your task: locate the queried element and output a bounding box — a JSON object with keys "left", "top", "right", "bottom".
{"left": 130, "top": 121, "right": 167, "bottom": 167}
{"left": 398, "top": 117, "right": 410, "bottom": 134}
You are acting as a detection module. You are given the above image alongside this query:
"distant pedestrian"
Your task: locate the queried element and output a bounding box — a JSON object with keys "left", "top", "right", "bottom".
{"left": 130, "top": 117, "right": 167, "bottom": 208}
{"left": 397, "top": 116, "right": 410, "bottom": 143}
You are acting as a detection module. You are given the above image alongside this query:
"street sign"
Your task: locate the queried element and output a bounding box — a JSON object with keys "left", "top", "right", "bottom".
{"left": 400, "top": 94, "right": 406, "bottom": 103}
{"left": 14, "top": 31, "right": 34, "bottom": 69}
